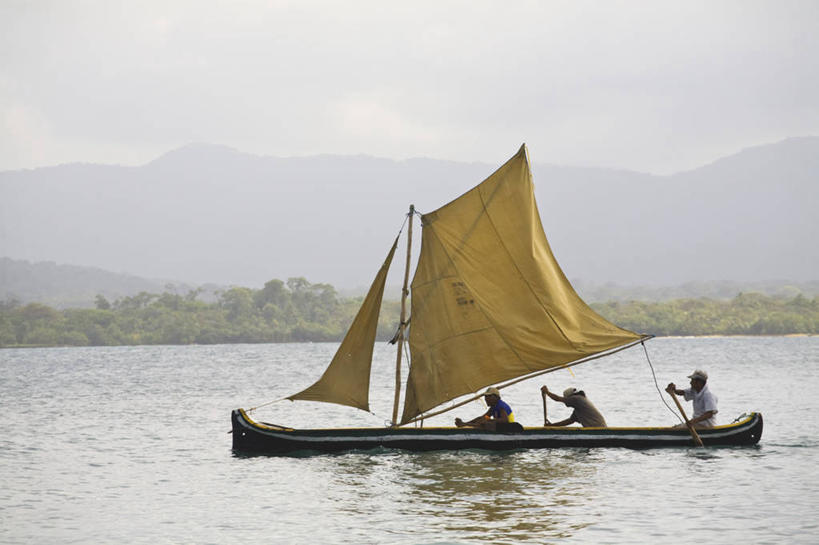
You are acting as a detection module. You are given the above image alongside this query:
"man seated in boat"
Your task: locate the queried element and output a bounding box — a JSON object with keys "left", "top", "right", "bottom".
{"left": 666, "top": 369, "right": 718, "bottom": 428}
{"left": 454, "top": 387, "right": 521, "bottom": 432}
{"left": 541, "top": 385, "right": 607, "bottom": 427}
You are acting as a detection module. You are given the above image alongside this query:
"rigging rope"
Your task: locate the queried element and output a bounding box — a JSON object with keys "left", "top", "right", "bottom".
{"left": 248, "top": 396, "right": 288, "bottom": 413}
{"left": 641, "top": 340, "right": 682, "bottom": 423}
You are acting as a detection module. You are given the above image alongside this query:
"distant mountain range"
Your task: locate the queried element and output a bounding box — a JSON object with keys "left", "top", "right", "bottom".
{"left": 1, "top": 137, "right": 817, "bottom": 300}
{"left": 0, "top": 257, "right": 221, "bottom": 308}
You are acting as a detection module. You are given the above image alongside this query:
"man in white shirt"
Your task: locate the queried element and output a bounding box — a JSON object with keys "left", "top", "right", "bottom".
{"left": 666, "top": 369, "right": 718, "bottom": 428}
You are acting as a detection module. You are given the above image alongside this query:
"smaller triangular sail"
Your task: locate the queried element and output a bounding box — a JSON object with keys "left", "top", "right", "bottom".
{"left": 287, "top": 237, "right": 399, "bottom": 411}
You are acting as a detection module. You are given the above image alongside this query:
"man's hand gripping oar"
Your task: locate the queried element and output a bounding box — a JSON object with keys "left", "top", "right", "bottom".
{"left": 665, "top": 384, "right": 704, "bottom": 447}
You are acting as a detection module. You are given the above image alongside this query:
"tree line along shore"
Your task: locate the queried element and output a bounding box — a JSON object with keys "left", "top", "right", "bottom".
{"left": 1, "top": 278, "right": 817, "bottom": 348}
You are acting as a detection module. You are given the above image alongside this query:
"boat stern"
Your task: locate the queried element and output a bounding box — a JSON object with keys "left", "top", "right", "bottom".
{"left": 230, "top": 408, "right": 246, "bottom": 451}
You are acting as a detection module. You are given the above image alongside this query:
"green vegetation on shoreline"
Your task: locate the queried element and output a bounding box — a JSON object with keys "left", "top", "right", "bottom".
{"left": 0, "top": 278, "right": 400, "bottom": 348}
{"left": 591, "top": 292, "right": 818, "bottom": 336}
{"left": 1, "top": 280, "right": 816, "bottom": 348}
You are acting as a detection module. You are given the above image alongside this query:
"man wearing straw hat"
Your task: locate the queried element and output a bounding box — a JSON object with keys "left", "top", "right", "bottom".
{"left": 666, "top": 369, "right": 719, "bottom": 428}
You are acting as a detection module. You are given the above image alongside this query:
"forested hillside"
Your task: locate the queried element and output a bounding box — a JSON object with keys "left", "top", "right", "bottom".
{"left": 1, "top": 278, "right": 816, "bottom": 348}
{"left": 0, "top": 278, "right": 400, "bottom": 348}
{"left": 592, "top": 293, "right": 818, "bottom": 336}
{"left": 3, "top": 257, "right": 818, "bottom": 310}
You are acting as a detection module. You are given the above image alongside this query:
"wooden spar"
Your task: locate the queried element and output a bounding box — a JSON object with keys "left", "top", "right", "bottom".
{"left": 391, "top": 204, "right": 414, "bottom": 426}
{"left": 667, "top": 390, "right": 705, "bottom": 447}
{"left": 400, "top": 336, "right": 650, "bottom": 427}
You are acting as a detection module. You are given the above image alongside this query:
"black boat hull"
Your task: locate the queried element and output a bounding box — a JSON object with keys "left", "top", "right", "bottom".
{"left": 231, "top": 409, "right": 763, "bottom": 454}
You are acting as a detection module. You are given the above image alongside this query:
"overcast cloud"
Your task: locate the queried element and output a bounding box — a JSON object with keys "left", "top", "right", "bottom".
{"left": 1, "top": 0, "right": 817, "bottom": 174}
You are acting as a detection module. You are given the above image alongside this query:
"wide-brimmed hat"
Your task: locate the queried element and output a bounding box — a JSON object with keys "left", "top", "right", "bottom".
{"left": 687, "top": 369, "right": 708, "bottom": 381}
{"left": 483, "top": 387, "right": 500, "bottom": 397}
{"left": 563, "top": 387, "right": 577, "bottom": 398}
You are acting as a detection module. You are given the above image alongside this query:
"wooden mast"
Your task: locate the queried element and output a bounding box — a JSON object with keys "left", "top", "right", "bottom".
{"left": 391, "top": 204, "right": 414, "bottom": 426}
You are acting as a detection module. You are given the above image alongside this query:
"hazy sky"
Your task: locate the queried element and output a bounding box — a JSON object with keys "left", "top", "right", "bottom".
{"left": 1, "top": 0, "right": 817, "bottom": 174}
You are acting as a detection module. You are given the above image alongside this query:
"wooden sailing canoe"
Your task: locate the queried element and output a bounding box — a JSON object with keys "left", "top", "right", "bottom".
{"left": 232, "top": 146, "right": 765, "bottom": 452}
{"left": 232, "top": 409, "right": 763, "bottom": 455}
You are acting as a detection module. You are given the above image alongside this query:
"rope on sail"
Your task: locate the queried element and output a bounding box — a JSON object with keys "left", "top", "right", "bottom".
{"left": 248, "top": 396, "right": 289, "bottom": 413}
{"left": 641, "top": 340, "right": 683, "bottom": 423}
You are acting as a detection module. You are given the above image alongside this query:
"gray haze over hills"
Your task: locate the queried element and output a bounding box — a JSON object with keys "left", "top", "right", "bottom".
{"left": 0, "top": 257, "right": 195, "bottom": 308}
{"left": 1, "top": 137, "right": 817, "bottom": 297}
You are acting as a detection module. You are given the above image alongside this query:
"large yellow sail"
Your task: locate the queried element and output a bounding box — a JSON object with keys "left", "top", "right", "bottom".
{"left": 288, "top": 237, "right": 399, "bottom": 411}
{"left": 400, "top": 144, "right": 641, "bottom": 424}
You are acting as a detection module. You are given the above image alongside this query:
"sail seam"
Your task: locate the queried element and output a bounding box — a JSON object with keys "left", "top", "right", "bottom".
{"left": 415, "top": 325, "right": 495, "bottom": 349}
{"left": 473, "top": 161, "right": 578, "bottom": 364}
{"left": 400, "top": 156, "right": 543, "bottom": 422}
{"left": 400, "top": 145, "right": 643, "bottom": 424}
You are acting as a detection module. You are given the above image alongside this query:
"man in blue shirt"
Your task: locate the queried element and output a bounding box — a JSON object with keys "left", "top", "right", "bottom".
{"left": 455, "top": 387, "right": 519, "bottom": 431}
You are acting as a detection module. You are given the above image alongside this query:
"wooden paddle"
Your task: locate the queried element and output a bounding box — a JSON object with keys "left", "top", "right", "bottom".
{"left": 542, "top": 390, "right": 549, "bottom": 426}
{"left": 667, "top": 389, "right": 705, "bottom": 447}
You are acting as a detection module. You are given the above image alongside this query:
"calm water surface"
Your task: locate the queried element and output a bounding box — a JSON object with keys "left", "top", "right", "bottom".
{"left": 1, "top": 337, "right": 818, "bottom": 544}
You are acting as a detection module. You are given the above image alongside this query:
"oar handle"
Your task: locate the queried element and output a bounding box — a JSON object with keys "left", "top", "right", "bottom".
{"left": 541, "top": 390, "right": 548, "bottom": 426}
{"left": 667, "top": 390, "right": 705, "bottom": 447}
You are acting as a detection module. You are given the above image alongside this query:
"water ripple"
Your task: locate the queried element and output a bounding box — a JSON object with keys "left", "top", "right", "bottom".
{"left": 1, "top": 338, "right": 818, "bottom": 544}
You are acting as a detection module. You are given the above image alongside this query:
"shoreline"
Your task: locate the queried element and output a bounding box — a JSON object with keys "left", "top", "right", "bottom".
{"left": 3, "top": 333, "right": 817, "bottom": 350}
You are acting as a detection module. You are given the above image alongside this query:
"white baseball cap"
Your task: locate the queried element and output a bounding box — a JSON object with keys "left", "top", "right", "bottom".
{"left": 687, "top": 369, "right": 708, "bottom": 381}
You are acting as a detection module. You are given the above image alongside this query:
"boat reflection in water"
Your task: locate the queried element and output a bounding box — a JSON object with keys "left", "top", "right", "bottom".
{"left": 318, "top": 449, "right": 601, "bottom": 542}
